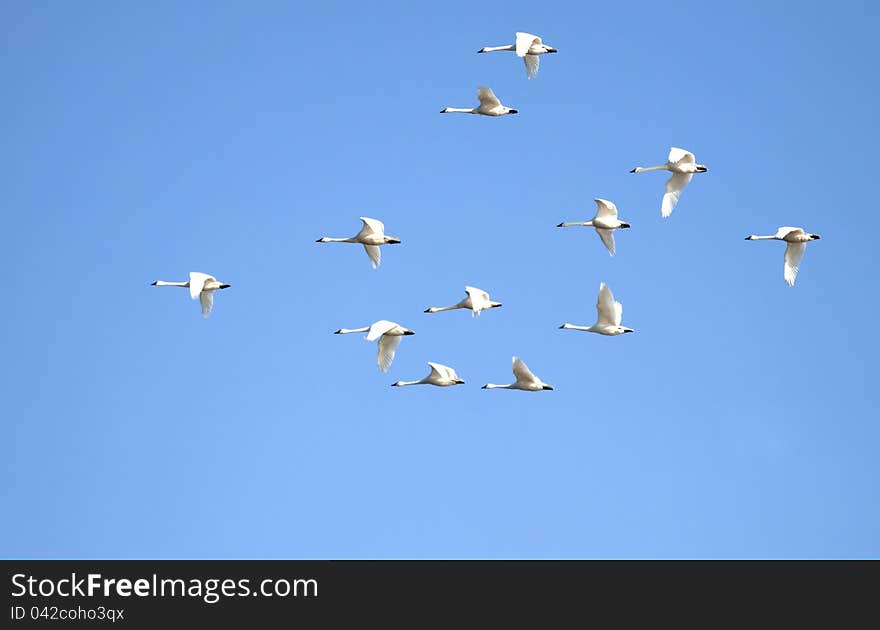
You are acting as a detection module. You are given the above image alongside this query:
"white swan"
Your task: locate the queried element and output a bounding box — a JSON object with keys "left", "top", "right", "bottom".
{"left": 478, "top": 31, "right": 557, "bottom": 79}
{"left": 334, "top": 320, "right": 414, "bottom": 372}
{"left": 557, "top": 198, "right": 631, "bottom": 256}
{"left": 630, "top": 147, "right": 708, "bottom": 217}
{"left": 392, "top": 362, "right": 465, "bottom": 387}
{"left": 441, "top": 86, "right": 518, "bottom": 116}
{"left": 424, "top": 286, "right": 502, "bottom": 317}
{"left": 745, "top": 227, "right": 821, "bottom": 286}
{"left": 150, "top": 271, "right": 230, "bottom": 318}
{"left": 316, "top": 216, "right": 400, "bottom": 269}
{"left": 559, "top": 282, "right": 634, "bottom": 335}
{"left": 482, "top": 356, "right": 553, "bottom": 391}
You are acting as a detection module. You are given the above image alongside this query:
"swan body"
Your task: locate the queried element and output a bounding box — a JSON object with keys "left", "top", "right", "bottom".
{"left": 392, "top": 362, "right": 465, "bottom": 387}
{"left": 316, "top": 216, "right": 401, "bottom": 269}
{"left": 424, "top": 286, "right": 502, "bottom": 317}
{"left": 150, "top": 271, "right": 230, "bottom": 318}
{"left": 478, "top": 31, "right": 557, "bottom": 79}
{"left": 334, "top": 320, "right": 414, "bottom": 372}
{"left": 441, "top": 86, "right": 518, "bottom": 116}
{"left": 559, "top": 282, "right": 634, "bottom": 336}
{"left": 557, "top": 198, "right": 631, "bottom": 256}
{"left": 482, "top": 356, "right": 553, "bottom": 391}
{"left": 745, "top": 227, "right": 821, "bottom": 286}
{"left": 630, "top": 147, "right": 708, "bottom": 217}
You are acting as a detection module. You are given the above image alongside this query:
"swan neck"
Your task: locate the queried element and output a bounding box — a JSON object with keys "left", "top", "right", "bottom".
{"left": 153, "top": 281, "right": 188, "bottom": 287}
{"left": 426, "top": 305, "right": 460, "bottom": 313}
{"left": 634, "top": 165, "right": 668, "bottom": 173}
{"left": 319, "top": 237, "right": 358, "bottom": 243}
{"left": 337, "top": 326, "right": 370, "bottom": 334}
{"left": 482, "top": 44, "right": 516, "bottom": 52}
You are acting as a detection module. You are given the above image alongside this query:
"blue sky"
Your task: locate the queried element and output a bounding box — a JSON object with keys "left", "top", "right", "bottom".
{"left": 2, "top": 1, "right": 878, "bottom": 559}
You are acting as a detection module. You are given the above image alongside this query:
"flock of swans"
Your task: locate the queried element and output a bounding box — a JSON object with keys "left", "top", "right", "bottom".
{"left": 149, "top": 31, "right": 823, "bottom": 388}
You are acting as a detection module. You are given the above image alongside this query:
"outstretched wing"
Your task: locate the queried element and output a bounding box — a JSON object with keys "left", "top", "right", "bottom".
{"left": 668, "top": 147, "right": 695, "bottom": 165}
{"left": 358, "top": 216, "right": 385, "bottom": 237}
{"left": 515, "top": 32, "right": 540, "bottom": 56}
{"left": 188, "top": 272, "right": 211, "bottom": 300}
{"left": 366, "top": 320, "right": 397, "bottom": 341}
{"left": 595, "top": 228, "right": 616, "bottom": 257}
{"left": 477, "top": 86, "right": 501, "bottom": 108}
{"left": 363, "top": 244, "right": 381, "bottom": 269}
{"left": 596, "top": 283, "right": 622, "bottom": 326}
{"left": 427, "top": 362, "right": 454, "bottom": 381}
{"left": 512, "top": 356, "right": 539, "bottom": 386}
{"left": 784, "top": 242, "right": 806, "bottom": 286}
{"left": 594, "top": 198, "right": 618, "bottom": 220}
{"left": 199, "top": 290, "right": 214, "bottom": 318}
{"left": 523, "top": 54, "right": 540, "bottom": 78}
{"left": 662, "top": 172, "right": 693, "bottom": 217}
{"left": 464, "top": 286, "right": 490, "bottom": 314}
{"left": 377, "top": 334, "right": 403, "bottom": 372}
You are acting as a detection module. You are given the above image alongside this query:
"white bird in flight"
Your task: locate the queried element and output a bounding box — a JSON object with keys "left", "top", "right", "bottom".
{"left": 559, "top": 282, "right": 634, "bottom": 335}
{"left": 482, "top": 356, "right": 554, "bottom": 391}
{"left": 441, "top": 87, "right": 518, "bottom": 116}
{"left": 150, "top": 271, "right": 230, "bottom": 318}
{"left": 392, "top": 362, "right": 465, "bottom": 387}
{"left": 316, "top": 216, "right": 401, "bottom": 269}
{"left": 630, "top": 147, "right": 708, "bottom": 217}
{"left": 745, "top": 227, "right": 821, "bottom": 286}
{"left": 478, "top": 31, "right": 558, "bottom": 79}
{"left": 334, "top": 320, "right": 415, "bottom": 372}
{"left": 557, "top": 198, "right": 631, "bottom": 256}
{"left": 424, "top": 286, "right": 502, "bottom": 317}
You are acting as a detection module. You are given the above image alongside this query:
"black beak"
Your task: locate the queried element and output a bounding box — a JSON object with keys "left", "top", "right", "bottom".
{"left": 629, "top": 168, "right": 637, "bottom": 173}
{"left": 620, "top": 223, "right": 631, "bottom": 229}
{"left": 491, "top": 303, "right": 502, "bottom": 308}
{"left": 697, "top": 166, "right": 708, "bottom": 172}
{"left": 456, "top": 380, "right": 465, "bottom": 384}
{"left": 387, "top": 238, "right": 401, "bottom": 244}
{"left": 508, "top": 109, "right": 519, "bottom": 114}
{"left": 220, "top": 284, "right": 231, "bottom": 289}
{"left": 543, "top": 385, "right": 554, "bottom": 391}
{"left": 404, "top": 330, "right": 415, "bottom": 335}
{"left": 744, "top": 236, "right": 752, "bottom": 240}
{"left": 481, "top": 385, "right": 489, "bottom": 389}
{"left": 333, "top": 329, "right": 343, "bottom": 334}
{"left": 548, "top": 48, "right": 558, "bottom": 53}
{"left": 813, "top": 235, "right": 821, "bottom": 239}
{"left": 556, "top": 222, "right": 564, "bottom": 227}
{"left": 150, "top": 281, "right": 158, "bottom": 286}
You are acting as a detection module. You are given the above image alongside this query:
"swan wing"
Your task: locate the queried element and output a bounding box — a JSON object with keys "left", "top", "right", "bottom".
{"left": 199, "top": 290, "right": 214, "bottom": 318}
{"left": 668, "top": 147, "right": 695, "bottom": 165}
{"left": 477, "top": 86, "right": 501, "bottom": 108}
{"left": 512, "top": 356, "right": 539, "bottom": 386}
{"left": 784, "top": 242, "right": 806, "bottom": 286}
{"left": 464, "top": 286, "right": 490, "bottom": 311}
{"left": 363, "top": 244, "right": 381, "bottom": 269}
{"left": 523, "top": 54, "right": 539, "bottom": 78}
{"left": 594, "top": 198, "right": 618, "bottom": 220}
{"left": 377, "top": 334, "right": 403, "bottom": 372}
{"left": 427, "top": 362, "right": 454, "bottom": 381}
{"left": 778, "top": 226, "right": 803, "bottom": 239}
{"left": 365, "top": 320, "right": 398, "bottom": 341}
{"left": 188, "top": 272, "right": 211, "bottom": 300}
{"left": 662, "top": 172, "right": 693, "bottom": 217}
{"left": 515, "top": 32, "right": 539, "bottom": 56}
{"left": 358, "top": 216, "right": 385, "bottom": 237}
{"left": 595, "top": 228, "right": 616, "bottom": 256}
{"left": 596, "top": 283, "right": 622, "bottom": 326}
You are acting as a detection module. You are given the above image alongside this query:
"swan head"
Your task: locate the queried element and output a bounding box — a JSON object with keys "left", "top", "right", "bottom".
{"left": 506, "top": 108, "right": 519, "bottom": 115}
{"left": 696, "top": 164, "right": 708, "bottom": 172}
{"left": 385, "top": 236, "right": 401, "bottom": 244}
{"left": 619, "top": 222, "right": 631, "bottom": 229}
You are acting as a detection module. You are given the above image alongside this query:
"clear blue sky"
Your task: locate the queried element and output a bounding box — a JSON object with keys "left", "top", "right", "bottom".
{"left": 2, "top": 1, "right": 878, "bottom": 559}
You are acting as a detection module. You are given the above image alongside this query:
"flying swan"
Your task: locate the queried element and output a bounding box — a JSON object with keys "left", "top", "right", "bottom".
{"left": 334, "top": 320, "right": 415, "bottom": 372}
{"left": 316, "top": 216, "right": 401, "bottom": 269}
{"left": 557, "top": 198, "right": 631, "bottom": 256}
{"left": 150, "top": 271, "right": 230, "bottom": 318}
{"left": 559, "top": 282, "right": 634, "bottom": 335}
{"left": 745, "top": 227, "right": 821, "bottom": 286}
{"left": 478, "top": 32, "right": 557, "bottom": 79}
{"left": 482, "top": 356, "right": 554, "bottom": 391}
{"left": 424, "top": 286, "right": 502, "bottom": 317}
{"left": 441, "top": 87, "right": 518, "bottom": 116}
{"left": 392, "top": 362, "right": 465, "bottom": 387}
{"left": 630, "top": 147, "right": 708, "bottom": 217}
